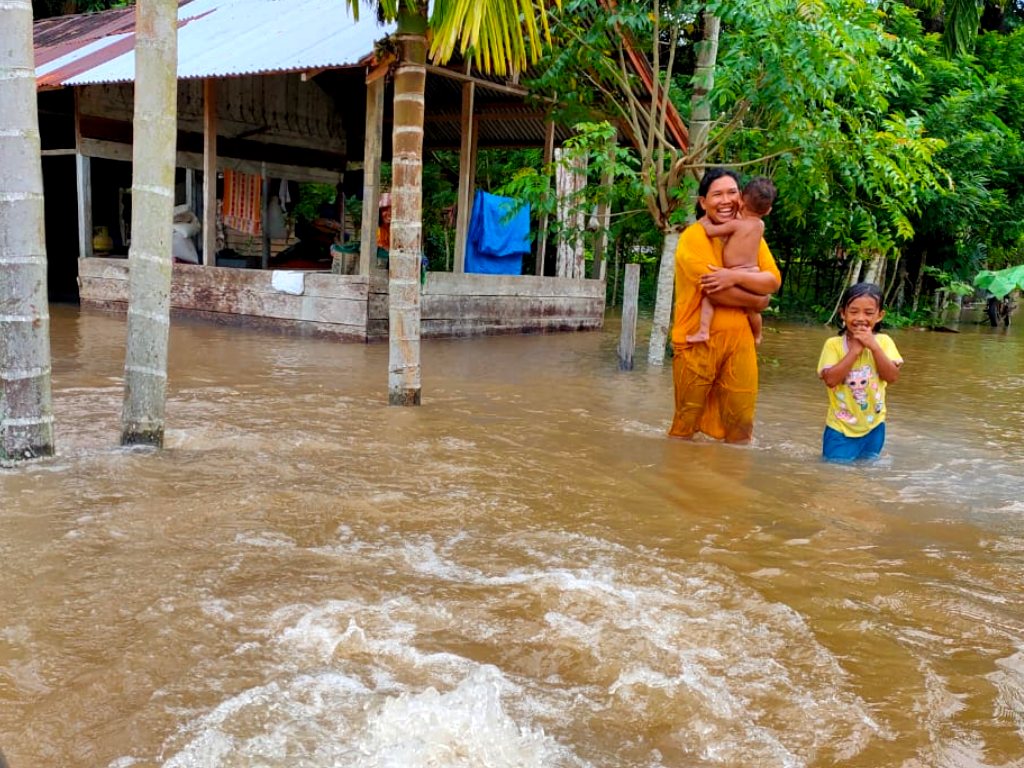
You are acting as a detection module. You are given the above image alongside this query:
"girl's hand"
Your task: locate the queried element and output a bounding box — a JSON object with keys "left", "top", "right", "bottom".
{"left": 850, "top": 327, "right": 880, "bottom": 351}
{"left": 700, "top": 265, "right": 740, "bottom": 294}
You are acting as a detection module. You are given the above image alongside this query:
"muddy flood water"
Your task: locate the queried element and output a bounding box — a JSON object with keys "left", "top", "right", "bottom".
{"left": 2, "top": 304, "right": 1023, "bottom": 768}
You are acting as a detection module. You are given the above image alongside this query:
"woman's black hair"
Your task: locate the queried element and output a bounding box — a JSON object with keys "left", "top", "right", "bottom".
{"left": 836, "top": 281, "right": 885, "bottom": 334}
{"left": 695, "top": 168, "right": 742, "bottom": 219}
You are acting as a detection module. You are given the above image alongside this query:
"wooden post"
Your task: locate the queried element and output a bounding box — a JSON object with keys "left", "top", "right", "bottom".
{"left": 202, "top": 78, "right": 217, "bottom": 266}
{"left": 534, "top": 120, "right": 554, "bottom": 276}
{"left": 74, "top": 91, "right": 92, "bottom": 259}
{"left": 359, "top": 72, "right": 385, "bottom": 275}
{"left": 338, "top": 176, "right": 346, "bottom": 242}
{"left": 453, "top": 81, "right": 475, "bottom": 274}
{"left": 76, "top": 154, "right": 92, "bottom": 259}
{"left": 185, "top": 168, "right": 196, "bottom": 210}
{"left": 260, "top": 162, "right": 270, "bottom": 270}
{"left": 618, "top": 263, "right": 640, "bottom": 370}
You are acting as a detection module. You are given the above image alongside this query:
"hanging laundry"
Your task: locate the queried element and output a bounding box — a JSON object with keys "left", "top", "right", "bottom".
{"left": 278, "top": 178, "right": 291, "bottom": 211}
{"left": 464, "top": 190, "right": 531, "bottom": 275}
{"left": 222, "top": 170, "right": 262, "bottom": 235}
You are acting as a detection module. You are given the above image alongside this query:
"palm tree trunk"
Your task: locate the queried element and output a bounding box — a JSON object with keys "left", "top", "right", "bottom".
{"left": 648, "top": 9, "right": 719, "bottom": 366}
{"left": 686, "top": 10, "right": 720, "bottom": 164}
{"left": 0, "top": 0, "right": 56, "bottom": 463}
{"left": 387, "top": 5, "right": 428, "bottom": 406}
{"left": 121, "top": 0, "right": 178, "bottom": 445}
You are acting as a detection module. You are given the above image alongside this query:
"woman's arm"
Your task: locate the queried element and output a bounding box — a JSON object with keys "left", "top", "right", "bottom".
{"left": 705, "top": 287, "right": 772, "bottom": 311}
{"left": 702, "top": 264, "right": 781, "bottom": 300}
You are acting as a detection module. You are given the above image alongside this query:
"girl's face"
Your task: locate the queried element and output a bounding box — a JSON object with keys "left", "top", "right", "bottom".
{"left": 841, "top": 295, "right": 884, "bottom": 334}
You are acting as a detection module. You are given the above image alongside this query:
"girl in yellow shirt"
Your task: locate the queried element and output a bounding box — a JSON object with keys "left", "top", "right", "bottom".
{"left": 817, "top": 282, "right": 903, "bottom": 462}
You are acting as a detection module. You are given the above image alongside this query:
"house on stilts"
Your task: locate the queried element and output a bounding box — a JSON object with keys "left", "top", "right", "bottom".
{"left": 33, "top": 0, "right": 609, "bottom": 340}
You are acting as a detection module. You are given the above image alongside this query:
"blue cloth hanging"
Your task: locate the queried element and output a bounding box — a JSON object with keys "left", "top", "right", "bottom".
{"left": 464, "top": 190, "right": 531, "bottom": 275}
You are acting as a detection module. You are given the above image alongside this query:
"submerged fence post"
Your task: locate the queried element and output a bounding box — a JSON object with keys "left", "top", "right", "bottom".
{"left": 618, "top": 263, "right": 640, "bottom": 370}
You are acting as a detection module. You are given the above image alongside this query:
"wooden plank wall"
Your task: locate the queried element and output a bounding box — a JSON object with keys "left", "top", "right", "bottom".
{"left": 81, "top": 76, "right": 345, "bottom": 154}
{"left": 79, "top": 258, "right": 369, "bottom": 339}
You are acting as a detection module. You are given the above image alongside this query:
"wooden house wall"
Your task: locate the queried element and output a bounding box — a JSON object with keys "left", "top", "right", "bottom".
{"left": 79, "top": 74, "right": 345, "bottom": 155}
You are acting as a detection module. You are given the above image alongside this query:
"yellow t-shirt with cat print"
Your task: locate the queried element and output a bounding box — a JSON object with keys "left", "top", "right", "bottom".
{"left": 817, "top": 334, "right": 902, "bottom": 437}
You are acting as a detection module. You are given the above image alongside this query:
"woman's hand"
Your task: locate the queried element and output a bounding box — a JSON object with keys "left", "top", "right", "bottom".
{"left": 700, "top": 265, "right": 741, "bottom": 294}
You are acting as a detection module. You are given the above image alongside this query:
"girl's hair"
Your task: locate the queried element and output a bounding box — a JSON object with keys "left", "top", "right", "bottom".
{"left": 695, "top": 168, "right": 742, "bottom": 219}
{"left": 837, "top": 282, "right": 884, "bottom": 334}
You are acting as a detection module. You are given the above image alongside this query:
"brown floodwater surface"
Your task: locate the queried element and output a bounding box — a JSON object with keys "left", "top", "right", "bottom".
{"left": 1, "top": 305, "right": 1022, "bottom": 768}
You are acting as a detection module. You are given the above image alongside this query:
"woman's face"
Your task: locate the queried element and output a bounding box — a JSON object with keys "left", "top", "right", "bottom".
{"left": 699, "top": 176, "right": 741, "bottom": 224}
{"left": 381, "top": 207, "right": 392, "bottom": 224}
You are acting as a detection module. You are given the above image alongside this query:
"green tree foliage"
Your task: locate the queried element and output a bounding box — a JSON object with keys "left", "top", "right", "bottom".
{"left": 32, "top": 0, "right": 132, "bottom": 19}
{"left": 529, "top": 0, "right": 952, "bottom": 315}
{"left": 874, "top": 20, "right": 1024, "bottom": 310}
{"left": 715, "top": 1, "right": 947, "bottom": 260}
{"left": 900, "top": 0, "right": 1024, "bottom": 55}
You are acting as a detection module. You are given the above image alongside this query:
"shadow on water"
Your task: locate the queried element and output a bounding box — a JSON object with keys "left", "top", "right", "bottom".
{"left": 1, "top": 305, "right": 1022, "bottom": 767}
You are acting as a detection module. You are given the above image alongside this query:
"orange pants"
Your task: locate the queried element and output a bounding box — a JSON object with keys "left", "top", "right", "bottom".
{"left": 669, "top": 331, "right": 759, "bottom": 443}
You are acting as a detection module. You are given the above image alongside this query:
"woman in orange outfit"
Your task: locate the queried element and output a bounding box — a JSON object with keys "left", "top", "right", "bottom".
{"left": 669, "top": 169, "right": 781, "bottom": 444}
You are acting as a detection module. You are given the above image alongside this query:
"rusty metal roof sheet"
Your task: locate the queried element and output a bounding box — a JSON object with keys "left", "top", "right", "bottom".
{"left": 35, "top": 0, "right": 394, "bottom": 89}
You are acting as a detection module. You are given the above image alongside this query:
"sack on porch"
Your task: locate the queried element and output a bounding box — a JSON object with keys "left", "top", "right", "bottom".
{"left": 465, "top": 190, "right": 530, "bottom": 275}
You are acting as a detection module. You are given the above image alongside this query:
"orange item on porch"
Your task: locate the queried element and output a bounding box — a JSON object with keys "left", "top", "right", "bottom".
{"left": 222, "top": 170, "right": 262, "bottom": 235}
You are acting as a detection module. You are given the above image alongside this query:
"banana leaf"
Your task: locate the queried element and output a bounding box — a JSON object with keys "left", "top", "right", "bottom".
{"left": 974, "top": 264, "right": 1024, "bottom": 299}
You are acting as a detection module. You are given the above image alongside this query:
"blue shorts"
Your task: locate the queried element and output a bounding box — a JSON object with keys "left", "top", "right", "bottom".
{"left": 822, "top": 423, "right": 886, "bottom": 463}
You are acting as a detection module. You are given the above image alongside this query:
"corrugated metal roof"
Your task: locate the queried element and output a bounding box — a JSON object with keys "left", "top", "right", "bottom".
{"left": 36, "top": 0, "right": 394, "bottom": 89}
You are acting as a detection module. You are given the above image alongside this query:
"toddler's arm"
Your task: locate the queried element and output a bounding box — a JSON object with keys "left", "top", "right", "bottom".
{"left": 699, "top": 217, "right": 743, "bottom": 239}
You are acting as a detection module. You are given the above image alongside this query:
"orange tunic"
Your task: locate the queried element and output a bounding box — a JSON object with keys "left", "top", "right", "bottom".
{"left": 668, "top": 222, "right": 780, "bottom": 442}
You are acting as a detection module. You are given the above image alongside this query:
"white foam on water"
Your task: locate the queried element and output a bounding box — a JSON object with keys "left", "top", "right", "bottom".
{"left": 888, "top": 455, "right": 1023, "bottom": 520}
{"left": 155, "top": 665, "right": 577, "bottom": 768}
{"left": 989, "top": 650, "right": 1024, "bottom": 739}
{"left": 108, "top": 522, "right": 1017, "bottom": 767}
{"left": 234, "top": 531, "right": 297, "bottom": 549}
{"left": 616, "top": 418, "right": 668, "bottom": 438}
{"left": 352, "top": 666, "right": 573, "bottom": 768}
{"left": 304, "top": 528, "right": 886, "bottom": 763}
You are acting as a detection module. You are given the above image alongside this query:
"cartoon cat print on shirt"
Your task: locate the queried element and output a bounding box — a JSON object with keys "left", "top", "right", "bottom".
{"left": 846, "top": 365, "right": 873, "bottom": 410}
{"left": 833, "top": 364, "right": 880, "bottom": 425}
